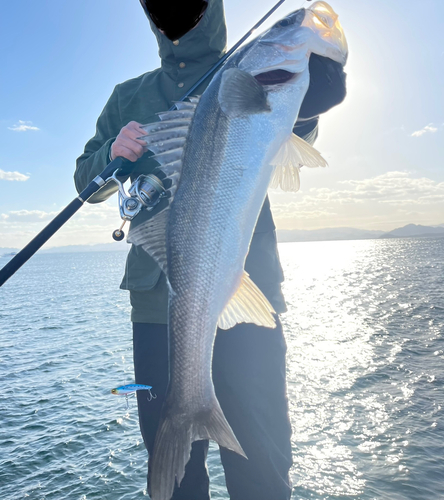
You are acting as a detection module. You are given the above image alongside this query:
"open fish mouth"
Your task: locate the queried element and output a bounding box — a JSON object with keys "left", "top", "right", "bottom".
{"left": 254, "top": 69, "right": 296, "bottom": 85}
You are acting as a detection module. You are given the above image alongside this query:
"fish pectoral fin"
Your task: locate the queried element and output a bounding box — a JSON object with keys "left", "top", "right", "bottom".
{"left": 218, "top": 271, "right": 276, "bottom": 330}
{"left": 270, "top": 133, "right": 327, "bottom": 192}
{"left": 218, "top": 68, "right": 271, "bottom": 117}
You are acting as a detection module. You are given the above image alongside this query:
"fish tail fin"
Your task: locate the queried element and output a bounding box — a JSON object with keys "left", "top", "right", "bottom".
{"left": 148, "top": 401, "right": 246, "bottom": 500}
{"left": 200, "top": 400, "right": 247, "bottom": 457}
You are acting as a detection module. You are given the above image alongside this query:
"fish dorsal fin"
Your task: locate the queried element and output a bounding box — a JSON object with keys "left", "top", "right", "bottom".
{"left": 147, "top": 138, "right": 186, "bottom": 156}
{"left": 139, "top": 99, "right": 200, "bottom": 174}
{"left": 128, "top": 99, "right": 201, "bottom": 272}
{"left": 141, "top": 127, "right": 189, "bottom": 146}
{"left": 158, "top": 110, "right": 194, "bottom": 121}
{"left": 150, "top": 148, "right": 184, "bottom": 166}
{"left": 218, "top": 68, "right": 271, "bottom": 118}
{"left": 218, "top": 271, "right": 276, "bottom": 330}
{"left": 127, "top": 209, "right": 169, "bottom": 274}
{"left": 270, "top": 133, "right": 327, "bottom": 192}
{"left": 141, "top": 120, "right": 192, "bottom": 134}
{"left": 173, "top": 101, "right": 198, "bottom": 111}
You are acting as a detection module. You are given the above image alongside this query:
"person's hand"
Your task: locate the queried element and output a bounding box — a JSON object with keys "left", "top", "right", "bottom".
{"left": 110, "top": 121, "right": 148, "bottom": 162}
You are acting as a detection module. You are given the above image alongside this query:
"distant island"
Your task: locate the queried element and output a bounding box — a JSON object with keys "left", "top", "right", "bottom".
{"left": 0, "top": 241, "right": 128, "bottom": 256}
{"left": 378, "top": 224, "right": 444, "bottom": 239}
{"left": 278, "top": 223, "right": 444, "bottom": 243}
{"left": 277, "top": 227, "right": 384, "bottom": 242}
{"left": 1, "top": 224, "right": 443, "bottom": 256}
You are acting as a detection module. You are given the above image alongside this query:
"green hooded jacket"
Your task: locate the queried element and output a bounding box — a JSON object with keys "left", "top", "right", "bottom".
{"left": 75, "top": 0, "right": 346, "bottom": 324}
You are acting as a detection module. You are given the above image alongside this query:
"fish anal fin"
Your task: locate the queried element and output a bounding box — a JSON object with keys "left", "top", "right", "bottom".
{"left": 218, "top": 68, "right": 271, "bottom": 117}
{"left": 270, "top": 133, "right": 327, "bottom": 192}
{"left": 218, "top": 271, "right": 276, "bottom": 330}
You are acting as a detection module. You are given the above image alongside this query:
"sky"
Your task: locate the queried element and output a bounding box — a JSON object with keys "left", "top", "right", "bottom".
{"left": 0, "top": 0, "right": 443, "bottom": 249}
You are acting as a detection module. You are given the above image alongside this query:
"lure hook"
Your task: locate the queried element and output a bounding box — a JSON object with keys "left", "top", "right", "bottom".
{"left": 147, "top": 389, "right": 157, "bottom": 402}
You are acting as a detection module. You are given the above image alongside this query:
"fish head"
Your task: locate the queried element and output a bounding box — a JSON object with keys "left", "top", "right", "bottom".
{"left": 301, "top": 1, "right": 348, "bottom": 65}
{"left": 238, "top": 2, "right": 347, "bottom": 87}
{"left": 111, "top": 388, "right": 118, "bottom": 395}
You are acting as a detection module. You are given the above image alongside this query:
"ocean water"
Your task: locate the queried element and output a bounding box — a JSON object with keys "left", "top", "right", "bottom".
{"left": 1, "top": 238, "right": 443, "bottom": 500}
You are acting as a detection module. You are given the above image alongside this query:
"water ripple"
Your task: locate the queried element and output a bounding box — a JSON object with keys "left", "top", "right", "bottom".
{"left": 1, "top": 241, "right": 444, "bottom": 499}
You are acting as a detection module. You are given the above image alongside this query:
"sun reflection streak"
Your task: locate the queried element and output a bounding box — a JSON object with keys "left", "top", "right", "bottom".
{"left": 277, "top": 239, "right": 430, "bottom": 498}
{"left": 280, "top": 241, "right": 380, "bottom": 496}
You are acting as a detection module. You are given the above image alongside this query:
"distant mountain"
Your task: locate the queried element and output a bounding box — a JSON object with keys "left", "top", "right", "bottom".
{"left": 40, "top": 242, "right": 129, "bottom": 253}
{"left": 0, "top": 248, "right": 19, "bottom": 256}
{"left": 0, "top": 243, "right": 128, "bottom": 257}
{"left": 380, "top": 224, "right": 444, "bottom": 239}
{"left": 3, "top": 224, "right": 443, "bottom": 256}
{"left": 277, "top": 227, "right": 384, "bottom": 243}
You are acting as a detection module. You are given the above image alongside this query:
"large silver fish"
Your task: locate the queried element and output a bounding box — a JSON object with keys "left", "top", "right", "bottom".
{"left": 128, "top": 3, "right": 347, "bottom": 499}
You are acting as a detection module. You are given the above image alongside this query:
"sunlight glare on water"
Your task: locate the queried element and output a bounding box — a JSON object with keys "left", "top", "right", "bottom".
{"left": 281, "top": 241, "right": 375, "bottom": 497}
{"left": 279, "top": 238, "right": 444, "bottom": 500}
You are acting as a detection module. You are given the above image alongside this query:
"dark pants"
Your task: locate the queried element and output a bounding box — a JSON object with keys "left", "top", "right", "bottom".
{"left": 133, "top": 319, "right": 293, "bottom": 500}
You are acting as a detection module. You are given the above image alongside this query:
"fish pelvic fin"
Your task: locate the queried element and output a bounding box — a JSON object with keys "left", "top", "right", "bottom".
{"left": 148, "top": 401, "right": 246, "bottom": 500}
{"left": 270, "top": 133, "right": 327, "bottom": 192}
{"left": 218, "top": 271, "right": 276, "bottom": 330}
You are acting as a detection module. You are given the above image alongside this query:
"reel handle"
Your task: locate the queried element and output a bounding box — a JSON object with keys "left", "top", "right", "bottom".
{"left": 112, "top": 229, "right": 125, "bottom": 241}
{"left": 112, "top": 221, "right": 126, "bottom": 241}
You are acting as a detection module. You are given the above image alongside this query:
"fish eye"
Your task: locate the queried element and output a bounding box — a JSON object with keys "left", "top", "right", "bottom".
{"left": 276, "top": 17, "right": 293, "bottom": 28}
{"left": 313, "top": 11, "right": 335, "bottom": 29}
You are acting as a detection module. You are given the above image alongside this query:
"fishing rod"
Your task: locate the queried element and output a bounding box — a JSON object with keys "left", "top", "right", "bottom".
{"left": 178, "top": 0, "right": 295, "bottom": 101}
{"left": 0, "top": 0, "right": 307, "bottom": 288}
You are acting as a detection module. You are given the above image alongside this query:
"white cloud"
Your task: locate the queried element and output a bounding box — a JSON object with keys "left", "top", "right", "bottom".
{"left": 337, "top": 172, "right": 444, "bottom": 204}
{"left": 3, "top": 172, "right": 444, "bottom": 247}
{"left": 6, "top": 210, "right": 58, "bottom": 222}
{"left": 0, "top": 169, "right": 30, "bottom": 181}
{"left": 269, "top": 171, "right": 444, "bottom": 230}
{"left": 8, "top": 120, "right": 40, "bottom": 132}
{"left": 411, "top": 124, "right": 438, "bottom": 137}
{"left": 0, "top": 201, "right": 123, "bottom": 248}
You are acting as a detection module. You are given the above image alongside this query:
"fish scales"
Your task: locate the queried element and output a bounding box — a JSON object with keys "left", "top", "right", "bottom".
{"left": 167, "top": 94, "right": 233, "bottom": 406}
{"left": 167, "top": 84, "right": 268, "bottom": 395}
{"left": 128, "top": 3, "right": 348, "bottom": 499}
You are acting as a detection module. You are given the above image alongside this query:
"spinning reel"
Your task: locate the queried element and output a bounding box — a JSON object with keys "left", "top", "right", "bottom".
{"left": 111, "top": 171, "right": 166, "bottom": 241}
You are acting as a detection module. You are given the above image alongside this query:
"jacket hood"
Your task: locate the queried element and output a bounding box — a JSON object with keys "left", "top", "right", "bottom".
{"left": 146, "top": 0, "right": 227, "bottom": 74}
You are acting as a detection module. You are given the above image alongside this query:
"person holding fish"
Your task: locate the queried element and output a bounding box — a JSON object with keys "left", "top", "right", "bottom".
{"left": 75, "top": 1, "right": 347, "bottom": 499}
